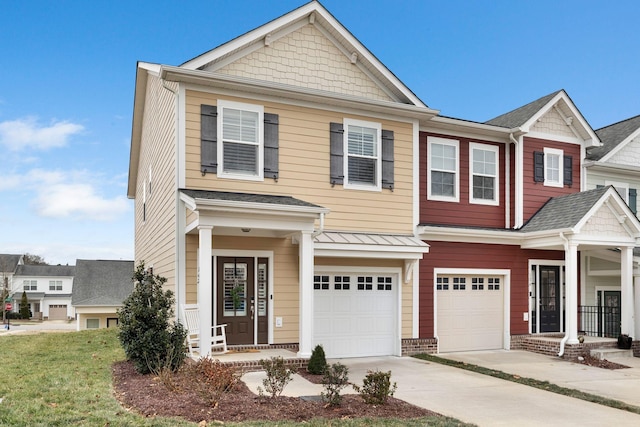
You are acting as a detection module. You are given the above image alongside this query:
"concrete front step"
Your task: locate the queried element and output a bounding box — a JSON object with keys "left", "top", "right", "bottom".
{"left": 590, "top": 347, "right": 633, "bottom": 360}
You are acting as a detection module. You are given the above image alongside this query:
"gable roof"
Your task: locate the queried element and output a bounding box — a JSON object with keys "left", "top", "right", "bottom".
{"left": 180, "top": 1, "right": 426, "bottom": 108}
{"left": 0, "top": 254, "right": 23, "bottom": 273}
{"left": 15, "top": 264, "right": 75, "bottom": 277}
{"left": 589, "top": 115, "right": 640, "bottom": 161}
{"left": 71, "top": 260, "right": 134, "bottom": 306}
{"left": 484, "top": 90, "right": 599, "bottom": 147}
{"left": 520, "top": 187, "right": 609, "bottom": 233}
{"left": 485, "top": 90, "right": 562, "bottom": 129}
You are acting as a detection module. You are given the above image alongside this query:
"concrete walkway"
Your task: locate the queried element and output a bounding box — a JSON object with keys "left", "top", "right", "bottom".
{"left": 243, "top": 352, "right": 640, "bottom": 426}
{"left": 0, "top": 319, "right": 76, "bottom": 335}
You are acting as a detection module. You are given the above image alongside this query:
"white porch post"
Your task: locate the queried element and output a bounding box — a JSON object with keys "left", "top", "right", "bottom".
{"left": 634, "top": 275, "right": 640, "bottom": 340}
{"left": 621, "top": 246, "right": 634, "bottom": 336}
{"left": 298, "top": 230, "right": 314, "bottom": 358}
{"left": 565, "top": 241, "right": 579, "bottom": 344}
{"left": 198, "top": 225, "right": 213, "bottom": 356}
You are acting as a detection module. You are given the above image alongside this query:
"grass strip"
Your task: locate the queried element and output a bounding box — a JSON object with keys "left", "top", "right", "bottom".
{"left": 413, "top": 353, "right": 640, "bottom": 415}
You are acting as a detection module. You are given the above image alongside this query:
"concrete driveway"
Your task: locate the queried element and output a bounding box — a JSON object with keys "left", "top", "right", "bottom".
{"left": 337, "top": 355, "right": 640, "bottom": 426}
{"left": 0, "top": 319, "right": 76, "bottom": 335}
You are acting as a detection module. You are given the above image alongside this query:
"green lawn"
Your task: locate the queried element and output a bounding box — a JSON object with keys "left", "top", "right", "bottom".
{"left": 0, "top": 329, "right": 470, "bottom": 426}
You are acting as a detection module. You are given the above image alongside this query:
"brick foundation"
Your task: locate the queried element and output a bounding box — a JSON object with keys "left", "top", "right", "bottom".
{"left": 221, "top": 343, "right": 306, "bottom": 372}
{"left": 401, "top": 338, "right": 438, "bottom": 355}
{"left": 510, "top": 334, "right": 622, "bottom": 358}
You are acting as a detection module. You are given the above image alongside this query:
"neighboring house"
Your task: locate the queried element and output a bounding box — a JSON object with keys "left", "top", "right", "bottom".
{"left": 418, "top": 90, "right": 640, "bottom": 353}
{"left": 0, "top": 254, "right": 24, "bottom": 299}
{"left": 72, "top": 259, "right": 134, "bottom": 330}
{"left": 12, "top": 264, "right": 75, "bottom": 320}
{"left": 128, "top": 1, "right": 434, "bottom": 358}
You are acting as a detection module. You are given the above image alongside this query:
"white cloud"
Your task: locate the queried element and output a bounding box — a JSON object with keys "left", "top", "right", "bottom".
{"left": 0, "top": 117, "right": 84, "bottom": 151}
{"left": 33, "top": 182, "right": 129, "bottom": 221}
{"left": 3, "top": 168, "right": 130, "bottom": 221}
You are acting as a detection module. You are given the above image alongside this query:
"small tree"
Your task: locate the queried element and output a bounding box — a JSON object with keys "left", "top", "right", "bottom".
{"left": 117, "top": 262, "right": 187, "bottom": 374}
{"left": 19, "top": 290, "right": 30, "bottom": 319}
{"left": 307, "top": 344, "right": 327, "bottom": 375}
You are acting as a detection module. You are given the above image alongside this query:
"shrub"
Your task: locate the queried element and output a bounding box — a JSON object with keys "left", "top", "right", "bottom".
{"left": 19, "top": 291, "right": 31, "bottom": 319}
{"left": 321, "top": 362, "right": 349, "bottom": 406}
{"left": 117, "top": 262, "right": 187, "bottom": 374}
{"left": 307, "top": 344, "right": 327, "bottom": 375}
{"left": 257, "top": 356, "right": 293, "bottom": 398}
{"left": 353, "top": 370, "right": 397, "bottom": 405}
{"left": 183, "top": 357, "right": 240, "bottom": 406}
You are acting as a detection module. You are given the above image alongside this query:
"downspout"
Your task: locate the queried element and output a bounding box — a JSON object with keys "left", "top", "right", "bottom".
{"left": 558, "top": 231, "right": 569, "bottom": 357}
{"left": 312, "top": 212, "right": 325, "bottom": 238}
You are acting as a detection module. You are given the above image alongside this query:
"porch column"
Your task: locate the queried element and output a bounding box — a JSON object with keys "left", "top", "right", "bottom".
{"left": 621, "top": 246, "right": 634, "bottom": 337}
{"left": 565, "top": 241, "right": 579, "bottom": 344}
{"left": 298, "top": 230, "right": 314, "bottom": 358}
{"left": 634, "top": 275, "right": 640, "bottom": 340}
{"left": 198, "top": 225, "right": 213, "bottom": 356}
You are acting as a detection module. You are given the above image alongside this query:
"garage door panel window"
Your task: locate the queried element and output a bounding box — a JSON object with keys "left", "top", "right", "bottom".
{"left": 488, "top": 277, "right": 500, "bottom": 290}
{"left": 334, "top": 276, "right": 350, "bottom": 290}
{"left": 453, "top": 277, "right": 466, "bottom": 290}
{"left": 357, "top": 276, "right": 374, "bottom": 290}
{"left": 314, "top": 275, "right": 330, "bottom": 290}
{"left": 377, "top": 276, "right": 392, "bottom": 291}
{"left": 436, "top": 277, "right": 449, "bottom": 290}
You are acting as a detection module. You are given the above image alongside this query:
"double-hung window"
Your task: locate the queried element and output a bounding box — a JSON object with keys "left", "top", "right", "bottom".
{"left": 49, "top": 280, "right": 63, "bottom": 291}
{"left": 470, "top": 143, "right": 499, "bottom": 205}
{"left": 543, "top": 147, "right": 563, "bottom": 187}
{"left": 428, "top": 136, "right": 459, "bottom": 202}
{"left": 23, "top": 280, "right": 37, "bottom": 291}
{"left": 344, "top": 119, "right": 381, "bottom": 190}
{"left": 217, "top": 100, "right": 264, "bottom": 180}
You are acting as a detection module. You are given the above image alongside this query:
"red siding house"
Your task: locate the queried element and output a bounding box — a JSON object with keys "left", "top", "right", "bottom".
{"left": 418, "top": 90, "right": 640, "bottom": 355}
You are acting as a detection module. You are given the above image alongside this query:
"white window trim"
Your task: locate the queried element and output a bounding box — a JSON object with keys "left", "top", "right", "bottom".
{"left": 427, "top": 136, "right": 459, "bottom": 202}
{"left": 343, "top": 118, "right": 382, "bottom": 191}
{"left": 469, "top": 142, "right": 499, "bottom": 206}
{"left": 543, "top": 147, "right": 563, "bottom": 188}
{"left": 217, "top": 99, "right": 264, "bottom": 182}
{"left": 605, "top": 180, "right": 629, "bottom": 203}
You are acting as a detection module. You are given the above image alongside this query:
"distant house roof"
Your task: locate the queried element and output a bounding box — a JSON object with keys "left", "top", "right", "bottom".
{"left": 71, "top": 260, "right": 134, "bottom": 306}
{"left": 0, "top": 254, "right": 22, "bottom": 273}
{"left": 589, "top": 115, "right": 640, "bottom": 160}
{"left": 484, "top": 90, "right": 562, "bottom": 128}
{"left": 15, "top": 264, "right": 75, "bottom": 277}
{"left": 520, "top": 187, "right": 610, "bottom": 232}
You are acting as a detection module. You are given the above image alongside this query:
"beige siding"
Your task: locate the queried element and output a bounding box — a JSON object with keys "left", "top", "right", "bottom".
{"left": 134, "top": 75, "right": 178, "bottom": 293}
{"left": 212, "top": 24, "right": 392, "bottom": 102}
{"left": 530, "top": 108, "right": 576, "bottom": 138}
{"left": 185, "top": 91, "right": 414, "bottom": 234}
{"left": 78, "top": 313, "right": 119, "bottom": 330}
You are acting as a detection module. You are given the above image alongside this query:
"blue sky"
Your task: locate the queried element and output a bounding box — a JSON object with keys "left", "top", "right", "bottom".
{"left": 1, "top": 1, "right": 638, "bottom": 265}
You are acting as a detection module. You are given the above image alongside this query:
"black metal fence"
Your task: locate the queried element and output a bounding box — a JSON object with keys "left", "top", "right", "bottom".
{"left": 578, "top": 305, "right": 620, "bottom": 338}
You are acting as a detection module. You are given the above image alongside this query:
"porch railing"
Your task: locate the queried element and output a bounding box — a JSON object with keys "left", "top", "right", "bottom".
{"left": 578, "top": 305, "right": 620, "bottom": 338}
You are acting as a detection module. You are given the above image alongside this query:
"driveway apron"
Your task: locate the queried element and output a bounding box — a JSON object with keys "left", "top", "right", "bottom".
{"left": 334, "top": 356, "right": 640, "bottom": 426}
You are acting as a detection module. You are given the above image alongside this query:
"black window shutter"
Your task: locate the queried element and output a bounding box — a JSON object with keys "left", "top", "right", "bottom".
{"left": 330, "top": 122, "right": 344, "bottom": 186}
{"left": 630, "top": 188, "right": 637, "bottom": 215}
{"left": 533, "top": 151, "right": 544, "bottom": 182}
{"left": 201, "top": 105, "right": 218, "bottom": 174}
{"left": 381, "top": 129, "right": 394, "bottom": 190}
{"left": 596, "top": 185, "right": 604, "bottom": 189}
{"left": 263, "top": 113, "right": 279, "bottom": 180}
{"left": 563, "top": 155, "right": 573, "bottom": 187}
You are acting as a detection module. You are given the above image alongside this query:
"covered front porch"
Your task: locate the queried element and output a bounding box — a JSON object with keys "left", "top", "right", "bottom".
{"left": 519, "top": 187, "right": 640, "bottom": 348}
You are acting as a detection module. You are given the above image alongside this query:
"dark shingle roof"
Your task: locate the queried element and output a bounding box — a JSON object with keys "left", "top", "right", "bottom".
{"left": 15, "top": 264, "right": 75, "bottom": 277}
{"left": 485, "top": 90, "right": 562, "bottom": 128}
{"left": 0, "top": 254, "right": 22, "bottom": 272}
{"left": 589, "top": 115, "right": 640, "bottom": 160}
{"left": 180, "top": 189, "right": 325, "bottom": 209}
{"left": 520, "top": 187, "right": 609, "bottom": 233}
{"left": 71, "top": 260, "right": 134, "bottom": 306}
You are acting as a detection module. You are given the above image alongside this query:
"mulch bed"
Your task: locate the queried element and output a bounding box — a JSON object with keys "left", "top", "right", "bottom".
{"left": 112, "top": 360, "right": 440, "bottom": 424}
{"left": 572, "top": 354, "right": 630, "bottom": 370}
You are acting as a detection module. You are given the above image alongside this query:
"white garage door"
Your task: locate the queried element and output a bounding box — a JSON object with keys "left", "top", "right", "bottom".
{"left": 437, "top": 275, "right": 504, "bottom": 352}
{"left": 314, "top": 272, "right": 397, "bottom": 358}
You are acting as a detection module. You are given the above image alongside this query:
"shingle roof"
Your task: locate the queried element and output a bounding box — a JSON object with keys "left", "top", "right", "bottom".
{"left": 484, "top": 90, "right": 562, "bottom": 128}
{"left": 0, "top": 254, "right": 22, "bottom": 273}
{"left": 520, "top": 187, "right": 609, "bottom": 233}
{"left": 15, "top": 264, "right": 75, "bottom": 277}
{"left": 71, "top": 260, "right": 134, "bottom": 306}
{"left": 315, "top": 231, "right": 429, "bottom": 248}
{"left": 589, "top": 115, "right": 640, "bottom": 160}
{"left": 180, "top": 189, "right": 325, "bottom": 209}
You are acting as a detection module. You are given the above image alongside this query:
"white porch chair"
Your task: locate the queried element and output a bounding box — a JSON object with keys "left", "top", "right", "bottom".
{"left": 180, "top": 304, "right": 228, "bottom": 357}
